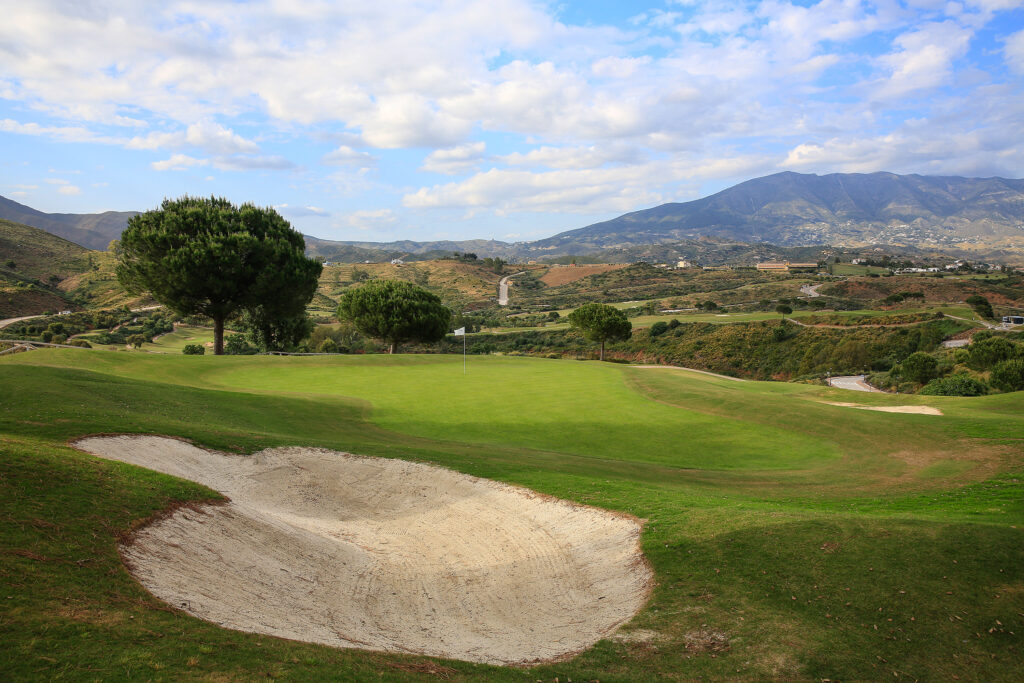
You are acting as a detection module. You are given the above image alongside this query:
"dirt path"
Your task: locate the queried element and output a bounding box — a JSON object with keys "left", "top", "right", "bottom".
{"left": 75, "top": 435, "right": 651, "bottom": 666}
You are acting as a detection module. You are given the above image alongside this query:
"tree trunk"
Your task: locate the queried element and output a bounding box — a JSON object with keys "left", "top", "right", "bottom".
{"left": 213, "top": 316, "right": 224, "bottom": 355}
{"left": 388, "top": 342, "right": 395, "bottom": 354}
{"left": 600, "top": 340, "right": 605, "bottom": 361}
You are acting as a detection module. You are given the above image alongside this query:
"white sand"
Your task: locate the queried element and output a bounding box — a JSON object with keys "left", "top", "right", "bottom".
{"left": 74, "top": 435, "right": 652, "bottom": 665}
{"left": 823, "top": 401, "right": 943, "bottom": 415}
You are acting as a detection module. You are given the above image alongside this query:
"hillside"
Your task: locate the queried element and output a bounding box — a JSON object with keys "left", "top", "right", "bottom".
{"left": 0, "top": 218, "right": 97, "bottom": 317}
{"left": 0, "top": 218, "right": 94, "bottom": 282}
{"left": 0, "top": 195, "right": 137, "bottom": 251}
{"left": 316, "top": 259, "right": 508, "bottom": 315}
{"left": 527, "top": 172, "right": 1024, "bottom": 257}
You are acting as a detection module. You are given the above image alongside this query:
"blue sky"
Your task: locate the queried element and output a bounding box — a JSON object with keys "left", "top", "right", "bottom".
{"left": 1, "top": 0, "right": 1022, "bottom": 243}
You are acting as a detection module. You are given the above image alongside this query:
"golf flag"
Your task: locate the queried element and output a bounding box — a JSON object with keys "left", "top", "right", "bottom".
{"left": 454, "top": 327, "right": 466, "bottom": 336}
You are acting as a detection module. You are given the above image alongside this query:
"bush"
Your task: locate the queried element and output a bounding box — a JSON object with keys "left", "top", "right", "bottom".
{"left": 224, "top": 334, "right": 258, "bottom": 355}
{"left": 966, "top": 294, "right": 994, "bottom": 319}
{"left": 649, "top": 321, "right": 669, "bottom": 337}
{"left": 182, "top": 344, "right": 205, "bottom": 355}
{"left": 967, "top": 337, "right": 1018, "bottom": 370}
{"left": 897, "top": 351, "right": 938, "bottom": 384}
{"left": 920, "top": 374, "right": 988, "bottom": 396}
{"left": 990, "top": 358, "right": 1024, "bottom": 392}
{"left": 127, "top": 334, "right": 147, "bottom": 349}
{"left": 67, "top": 339, "right": 92, "bottom": 348}
{"left": 317, "top": 338, "right": 339, "bottom": 354}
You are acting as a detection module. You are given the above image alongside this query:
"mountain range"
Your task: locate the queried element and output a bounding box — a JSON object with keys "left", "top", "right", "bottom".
{"left": 0, "top": 195, "right": 138, "bottom": 252}
{"left": 3, "top": 171, "right": 1024, "bottom": 262}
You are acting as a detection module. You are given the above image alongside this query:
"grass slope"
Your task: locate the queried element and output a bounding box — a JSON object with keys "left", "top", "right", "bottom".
{"left": 0, "top": 351, "right": 1022, "bottom": 681}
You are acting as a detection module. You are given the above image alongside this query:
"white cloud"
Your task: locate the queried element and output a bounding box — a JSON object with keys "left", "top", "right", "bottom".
{"left": 497, "top": 144, "right": 645, "bottom": 170}
{"left": 152, "top": 151, "right": 295, "bottom": 172}
{"left": 276, "top": 204, "right": 330, "bottom": 218}
{"left": 322, "top": 145, "right": 375, "bottom": 167}
{"left": 58, "top": 184, "right": 82, "bottom": 195}
{"left": 152, "top": 154, "right": 208, "bottom": 171}
{"left": 1006, "top": 29, "right": 1024, "bottom": 74}
{"left": 211, "top": 155, "right": 295, "bottom": 171}
{"left": 404, "top": 152, "right": 775, "bottom": 215}
{"left": 346, "top": 209, "right": 397, "bottom": 231}
{"left": 421, "top": 142, "right": 487, "bottom": 174}
{"left": 0, "top": 0, "right": 1022, "bottom": 228}
{"left": 0, "top": 118, "right": 119, "bottom": 144}
{"left": 129, "top": 121, "right": 260, "bottom": 155}
{"left": 873, "top": 21, "right": 973, "bottom": 100}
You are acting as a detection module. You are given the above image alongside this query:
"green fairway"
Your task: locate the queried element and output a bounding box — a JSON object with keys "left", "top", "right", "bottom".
{"left": 141, "top": 325, "right": 240, "bottom": 353}
{"left": 1, "top": 350, "right": 1022, "bottom": 681}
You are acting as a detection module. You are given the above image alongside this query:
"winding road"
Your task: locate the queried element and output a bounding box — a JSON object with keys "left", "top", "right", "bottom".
{"left": 0, "top": 314, "right": 41, "bottom": 330}
{"left": 799, "top": 283, "right": 825, "bottom": 298}
{"left": 0, "top": 304, "right": 163, "bottom": 331}
{"left": 497, "top": 272, "right": 525, "bottom": 306}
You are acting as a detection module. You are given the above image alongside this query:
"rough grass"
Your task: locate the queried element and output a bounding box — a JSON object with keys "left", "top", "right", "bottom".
{"left": 1, "top": 351, "right": 1022, "bottom": 681}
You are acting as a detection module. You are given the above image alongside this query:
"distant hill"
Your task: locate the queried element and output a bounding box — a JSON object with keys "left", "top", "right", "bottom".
{"left": 527, "top": 172, "right": 1024, "bottom": 256}
{"left": 0, "top": 195, "right": 137, "bottom": 251}
{"left": 303, "top": 236, "right": 523, "bottom": 263}
{"left": 6, "top": 171, "right": 1024, "bottom": 263}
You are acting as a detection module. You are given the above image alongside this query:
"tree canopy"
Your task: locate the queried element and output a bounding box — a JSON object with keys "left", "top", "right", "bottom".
{"left": 116, "top": 196, "right": 321, "bottom": 354}
{"left": 337, "top": 279, "right": 451, "bottom": 354}
{"left": 567, "top": 302, "right": 632, "bottom": 361}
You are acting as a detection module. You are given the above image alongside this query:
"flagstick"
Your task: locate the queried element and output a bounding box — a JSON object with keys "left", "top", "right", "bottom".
{"left": 463, "top": 333, "right": 466, "bottom": 374}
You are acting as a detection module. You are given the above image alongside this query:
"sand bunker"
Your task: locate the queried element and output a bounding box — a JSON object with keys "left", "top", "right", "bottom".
{"left": 823, "top": 401, "right": 943, "bottom": 415}
{"left": 74, "top": 435, "right": 651, "bottom": 665}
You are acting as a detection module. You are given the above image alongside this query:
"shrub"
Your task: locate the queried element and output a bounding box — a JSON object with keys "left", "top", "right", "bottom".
{"left": 920, "top": 374, "right": 988, "bottom": 396}
{"left": 966, "top": 294, "right": 994, "bottom": 319}
{"left": 649, "top": 321, "right": 669, "bottom": 337}
{"left": 182, "top": 344, "right": 205, "bottom": 355}
{"left": 967, "top": 337, "right": 1018, "bottom": 370}
{"left": 990, "top": 359, "right": 1024, "bottom": 392}
{"left": 40, "top": 331, "right": 53, "bottom": 343}
{"left": 897, "top": 352, "right": 938, "bottom": 384}
{"left": 67, "top": 339, "right": 92, "bottom": 348}
{"left": 317, "top": 338, "right": 339, "bottom": 354}
{"left": 225, "top": 334, "right": 258, "bottom": 355}
{"left": 127, "top": 334, "right": 147, "bottom": 349}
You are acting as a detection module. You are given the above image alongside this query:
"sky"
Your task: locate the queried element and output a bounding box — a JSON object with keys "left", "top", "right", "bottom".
{"left": 1, "top": 1, "right": 1023, "bottom": 244}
